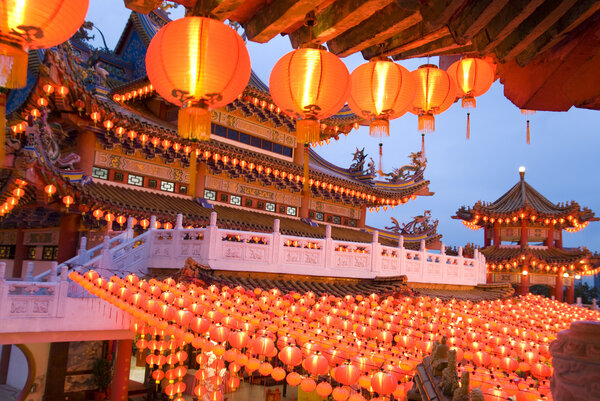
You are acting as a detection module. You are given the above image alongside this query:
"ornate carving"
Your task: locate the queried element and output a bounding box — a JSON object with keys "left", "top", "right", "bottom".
{"left": 10, "top": 300, "right": 27, "bottom": 314}
{"left": 441, "top": 349, "right": 458, "bottom": 395}
{"left": 431, "top": 336, "right": 449, "bottom": 377}
{"left": 452, "top": 372, "right": 470, "bottom": 401}
{"left": 470, "top": 388, "right": 484, "bottom": 401}
{"left": 383, "top": 151, "right": 426, "bottom": 183}
{"left": 386, "top": 211, "right": 439, "bottom": 238}
{"left": 32, "top": 300, "right": 50, "bottom": 313}
{"left": 550, "top": 321, "right": 600, "bottom": 401}
{"left": 349, "top": 147, "right": 367, "bottom": 173}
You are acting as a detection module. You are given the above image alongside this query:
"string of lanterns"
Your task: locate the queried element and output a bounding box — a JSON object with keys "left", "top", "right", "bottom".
{"left": 70, "top": 270, "right": 600, "bottom": 401}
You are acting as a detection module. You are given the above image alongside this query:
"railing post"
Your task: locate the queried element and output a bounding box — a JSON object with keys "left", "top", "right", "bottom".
{"left": 176, "top": 214, "right": 183, "bottom": 229}
{"left": 25, "top": 262, "right": 34, "bottom": 281}
{"left": 0, "top": 261, "right": 5, "bottom": 281}
{"left": 98, "top": 235, "right": 111, "bottom": 278}
{"left": 205, "top": 212, "right": 219, "bottom": 264}
{"left": 371, "top": 230, "right": 380, "bottom": 274}
{"left": 0, "top": 262, "right": 5, "bottom": 317}
{"left": 272, "top": 219, "right": 281, "bottom": 267}
{"left": 57, "top": 266, "right": 69, "bottom": 317}
{"left": 420, "top": 239, "right": 426, "bottom": 281}
{"left": 440, "top": 242, "right": 446, "bottom": 282}
{"left": 125, "top": 217, "right": 135, "bottom": 239}
{"left": 324, "top": 225, "right": 332, "bottom": 269}
{"left": 150, "top": 215, "right": 157, "bottom": 231}
{"left": 50, "top": 261, "right": 58, "bottom": 282}
{"left": 78, "top": 236, "right": 89, "bottom": 265}
{"left": 398, "top": 235, "right": 405, "bottom": 275}
{"left": 173, "top": 214, "right": 183, "bottom": 260}
{"left": 458, "top": 246, "right": 463, "bottom": 257}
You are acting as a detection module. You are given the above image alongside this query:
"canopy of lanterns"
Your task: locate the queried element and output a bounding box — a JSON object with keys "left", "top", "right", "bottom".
{"left": 70, "top": 270, "right": 600, "bottom": 401}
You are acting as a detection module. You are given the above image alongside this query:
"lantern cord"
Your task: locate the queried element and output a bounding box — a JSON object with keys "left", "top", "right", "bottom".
{"left": 526, "top": 120, "right": 530, "bottom": 145}
{"left": 378, "top": 142, "right": 384, "bottom": 177}
{"left": 466, "top": 113, "right": 470, "bottom": 140}
{"left": 421, "top": 134, "right": 426, "bottom": 162}
{"left": 0, "top": 93, "right": 5, "bottom": 167}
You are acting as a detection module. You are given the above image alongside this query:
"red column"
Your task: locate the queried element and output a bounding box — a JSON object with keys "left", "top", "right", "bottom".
{"left": 56, "top": 214, "right": 81, "bottom": 264}
{"left": 520, "top": 219, "right": 528, "bottom": 248}
{"left": 556, "top": 230, "right": 563, "bottom": 248}
{"left": 547, "top": 226, "right": 554, "bottom": 248}
{"left": 486, "top": 272, "right": 493, "bottom": 284}
{"left": 300, "top": 190, "right": 310, "bottom": 219}
{"left": 359, "top": 205, "right": 367, "bottom": 228}
{"left": 11, "top": 229, "right": 25, "bottom": 278}
{"left": 493, "top": 223, "right": 501, "bottom": 246}
{"left": 194, "top": 160, "right": 206, "bottom": 198}
{"left": 566, "top": 278, "right": 575, "bottom": 304}
{"left": 111, "top": 339, "right": 132, "bottom": 401}
{"left": 484, "top": 227, "right": 491, "bottom": 247}
{"left": 76, "top": 130, "right": 96, "bottom": 177}
{"left": 520, "top": 272, "right": 530, "bottom": 296}
{"left": 555, "top": 273, "right": 564, "bottom": 302}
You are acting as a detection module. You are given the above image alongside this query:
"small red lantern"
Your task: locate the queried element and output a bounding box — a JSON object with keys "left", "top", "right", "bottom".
{"left": 409, "top": 64, "right": 456, "bottom": 134}
{"left": 62, "top": 195, "right": 74, "bottom": 209}
{"left": 44, "top": 184, "right": 56, "bottom": 197}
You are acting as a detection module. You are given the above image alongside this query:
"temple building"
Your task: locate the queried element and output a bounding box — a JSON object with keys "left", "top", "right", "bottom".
{"left": 453, "top": 167, "right": 599, "bottom": 302}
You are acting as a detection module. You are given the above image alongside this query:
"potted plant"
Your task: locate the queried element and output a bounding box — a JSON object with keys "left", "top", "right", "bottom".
{"left": 92, "top": 357, "right": 112, "bottom": 401}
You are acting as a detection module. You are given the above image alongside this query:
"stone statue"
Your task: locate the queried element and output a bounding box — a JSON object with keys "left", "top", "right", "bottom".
{"left": 431, "top": 335, "right": 450, "bottom": 377}
{"left": 406, "top": 377, "right": 422, "bottom": 401}
{"left": 470, "top": 388, "right": 484, "bottom": 401}
{"left": 452, "top": 372, "right": 470, "bottom": 401}
{"left": 440, "top": 349, "right": 458, "bottom": 396}
{"left": 367, "top": 157, "right": 376, "bottom": 176}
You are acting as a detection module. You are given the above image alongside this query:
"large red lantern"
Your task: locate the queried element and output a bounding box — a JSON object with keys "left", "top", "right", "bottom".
{"left": 371, "top": 371, "right": 397, "bottom": 395}
{"left": 348, "top": 58, "right": 415, "bottom": 175}
{"left": 270, "top": 45, "right": 349, "bottom": 188}
{"left": 0, "top": 0, "right": 89, "bottom": 88}
{"left": 447, "top": 58, "right": 495, "bottom": 139}
{"left": 409, "top": 64, "right": 456, "bottom": 134}
{"left": 145, "top": 17, "right": 250, "bottom": 141}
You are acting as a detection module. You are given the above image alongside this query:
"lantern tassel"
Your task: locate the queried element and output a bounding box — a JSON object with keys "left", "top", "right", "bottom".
{"left": 369, "top": 119, "right": 389, "bottom": 138}
{"left": 378, "top": 142, "right": 384, "bottom": 177}
{"left": 421, "top": 134, "right": 426, "bottom": 162}
{"left": 0, "top": 94, "right": 5, "bottom": 167}
{"left": 303, "top": 143, "right": 309, "bottom": 192}
{"left": 418, "top": 113, "right": 435, "bottom": 134}
{"left": 526, "top": 120, "right": 530, "bottom": 145}
{"left": 0, "top": 45, "right": 28, "bottom": 89}
{"left": 178, "top": 107, "right": 211, "bottom": 141}
{"left": 296, "top": 118, "right": 320, "bottom": 144}
{"left": 466, "top": 112, "right": 470, "bottom": 140}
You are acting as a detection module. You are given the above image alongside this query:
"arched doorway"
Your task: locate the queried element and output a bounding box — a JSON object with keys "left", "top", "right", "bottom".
{"left": 0, "top": 345, "right": 35, "bottom": 401}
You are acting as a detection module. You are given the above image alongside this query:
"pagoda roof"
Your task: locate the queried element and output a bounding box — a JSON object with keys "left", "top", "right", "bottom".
{"left": 454, "top": 171, "right": 597, "bottom": 224}
{"left": 482, "top": 245, "right": 589, "bottom": 266}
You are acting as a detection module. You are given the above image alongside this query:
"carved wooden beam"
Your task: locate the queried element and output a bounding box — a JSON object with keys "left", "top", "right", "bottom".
{"left": 448, "top": 0, "right": 510, "bottom": 45}
{"left": 361, "top": 23, "right": 450, "bottom": 60}
{"left": 391, "top": 35, "right": 471, "bottom": 60}
{"left": 288, "top": 0, "right": 395, "bottom": 48}
{"left": 494, "top": 0, "right": 579, "bottom": 62}
{"left": 327, "top": 3, "right": 422, "bottom": 57}
{"left": 242, "top": 0, "right": 318, "bottom": 43}
{"left": 419, "top": 0, "right": 469, "bottom": 31}
{"left": 515, "top": 2, "right": 600, "bottom": 66}
{"left": 471, "top": 0, "right": 545, "bottom": 55}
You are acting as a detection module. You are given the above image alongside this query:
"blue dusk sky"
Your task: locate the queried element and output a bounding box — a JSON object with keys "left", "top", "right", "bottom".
{"left": 87, "top": 1, "right": 599, "bottom": 255}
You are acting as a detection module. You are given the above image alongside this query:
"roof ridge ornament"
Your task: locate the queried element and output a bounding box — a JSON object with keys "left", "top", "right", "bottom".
{"left": 519, "top": 166, "right": 525, "bottom": 181}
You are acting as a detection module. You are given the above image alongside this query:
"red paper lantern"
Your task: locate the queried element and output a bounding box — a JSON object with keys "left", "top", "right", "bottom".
{"left": 409, "top": 64, "right": 456, "bottom": 134}
{"left": 278, "top": 345, "right": 302, "bottom": 367}
{"left": 270, "top": 46, "right": 349, "bottom": 145}
{"left": 0, "top": 0, "right": 89, "bottom": 88}
{"left": 371, "top": 371, "right": 397, "bottom": 395}
{"left": 348, "top": 58, "right": 415, "bottom": 137}
{"left": 335, "top": 364, "right": 361, "bottom": 386}
{"left": 303, "top": 354, "right": 329, "bottom": 376}
{"left": 145, "top": 17, "right": 250, "bottom": 141}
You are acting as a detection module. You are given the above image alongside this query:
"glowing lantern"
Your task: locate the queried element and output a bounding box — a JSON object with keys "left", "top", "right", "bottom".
{"left": 316, "top": 382, "right": 333, "bottom": 397}
{"left": 0, "top": 0, "right": 89, "bottom": 89}
{"left": 409, "top": 64, "right": 456, "bottom": 134}
{"left": 348, "top": 58, "right": 415, "bottom": 175}
{"left": 300, "top": 377, "right": 316, "bottom": 393}
{"left": 62, "top": 195, "right": 73, "bottom": 209}
{"left": 270, "top": 45, "right": 350, "bottom": 188}
{"left": 278, "top": 345, "right": 302, "bottom": 367}
{"left": 12, "top": 188, "right": 24, "bottom": 198}
{"left": 44, "top": 184, "right": 56, "bottom": 197}
{"left": 104, "top": 213, "right": 115, "bottom": 223}
{"left": 92, "top": 209, "right": 104, "bottom": 220}
{"left": 303, "top": 354, "right": 329, "bottom": 376}
{"left": 371, "top": 371, "right": 397, "bottom": 395}
{"left": 447, "top": 58, "right": 494, "bottom": 139}
{"left": 145, "top": 17, "right": 250, "bottom": 141}
{"left": 335, "top": 364, "right": 361, "bottom": 386}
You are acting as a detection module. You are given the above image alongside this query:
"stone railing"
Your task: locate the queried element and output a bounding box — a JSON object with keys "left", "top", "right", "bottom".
{"left": 55, "top": 212, "right": 487, "bottom": 285}
{"left": 0, "top": 261, "right": 69, "bottom": 318}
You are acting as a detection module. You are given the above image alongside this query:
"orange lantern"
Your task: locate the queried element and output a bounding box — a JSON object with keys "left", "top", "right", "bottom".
{"left": 145, "top": 17, "right": 250, "bottom": 141}
{"left": 447, "top": 58, "right": 495, "bottom": 139}
{"left": 409, "top": 64, "right": 456, "bottom": 134}
{"left": 348, "top": 58, "right": 415, "bottom": 175}
{"left": 0, "top": 0, "right": 89, "bottom": 89}
{"left": 44, "top": 184, "right": 56, "bottom": 197}
{"left": 270, "top": 45, "right": 349, "bottom": 188}
{"left": 371, "top": 371, "right": 397, "bottom": 395}
{"left": 62, "top": 195, "right": 74, "bottom": 209}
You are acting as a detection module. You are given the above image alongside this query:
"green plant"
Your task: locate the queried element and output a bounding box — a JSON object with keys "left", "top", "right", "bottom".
{"left": 92, "top": 358, "right": 112, "bottom": 393}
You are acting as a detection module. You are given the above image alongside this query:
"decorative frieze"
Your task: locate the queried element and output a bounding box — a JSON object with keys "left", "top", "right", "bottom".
{"left": 310, "top": 199, "right": 360, "bottom": 219}
{"left": 212, "top": 110, "right": 296, "bottom": 147}
{"left": 95, "top": 151, "right": 190, "bottom": 183}
{"left": 205, "top": 176, "right": 301, "bottom": 207}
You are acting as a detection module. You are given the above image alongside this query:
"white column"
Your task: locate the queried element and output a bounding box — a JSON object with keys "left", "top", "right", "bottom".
{"left": 371, "top": 230, "right": 380, "bottom": 274}
{"left": 272, "top": 219, "right": 281, "bottom": 267}
{"left": 398, "top": 235, "right": 405, "bottom": 275}
{"left": 324, "top": 225, "right": 332, "bottom": 270}
{"left": 205, "top": 212, "right": 219, "bottom": 264}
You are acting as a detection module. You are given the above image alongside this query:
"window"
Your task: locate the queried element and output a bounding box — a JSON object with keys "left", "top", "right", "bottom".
{"left": 333, "top": 216, "right": 341, "bottom": 224}
{"left": 279, "top": 205, "right": 286, "bottom": 214}
{"left": 315, "top": 212, "right": 324, "bottom": 221}
{"left": 148, "top": 179, "right": 157, "bottom": 188}
{"left": 230, "top": 195, "right": 241, "bottom": 206}
{"left": 265, "top": 202, "right": 275, "bottom": 212}
{"left": 327, "top": 215, "right": 333, "bottom": 222}
{"left": 26, "top": 246, "right": 36, "bottom": 260}
{"left": 161, "top": 181, "right": 175, "bottom": 192}
{"left": 92, "top": 167, "right": 108, "bottom": 180}
{"left": 114, "top": 171, "right": 124, "bottom": 182}
{"left": 286, "top": 206, "right": 297, "bottom": 216}
{"left": 204, "top": 190, "right": 216, "bottom": 200}
{"left": 257, "top": 201, "right": 265, "bottom": 209}
{"left": 42, "top": 246, "right": 57, "bottom": 261}
{"left": 349, "top": 219, "right": 357, "bottom": 227}
{"left": 128, "top": 174, "right": 144, "bottom": 186}
{"left": 309, "top": 211, "right": 315, "bottom": 218}
{"left": 214, "top": 125, "right": 227, "bottom": 137}
{"left": 0, "top": 245, "right": 15, "bottom": 259}
{"left": 245, "top": 199, "right": 253, "bottom": 207}
{"left": 179, "top": 185, "right": 188, "bottom": 195}
{"left": 211, "top": 124, "right": 293, "bottom": 157}
{"left": 220, "top": 193, "right": 229, "bottom": 202}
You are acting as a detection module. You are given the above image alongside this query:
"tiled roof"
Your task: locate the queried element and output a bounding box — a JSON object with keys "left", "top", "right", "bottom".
{"left": 409, "top": 283, "right": 515, "bottom": 301}
{"left": 78, "top": 182, "right": 425, "bottom": 249}
{"left": 482, "top": 245, "right": 588, "bottom": 265}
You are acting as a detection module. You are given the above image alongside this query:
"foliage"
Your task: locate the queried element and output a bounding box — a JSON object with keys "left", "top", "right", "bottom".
{"left": 530, "top": 284, "right": 551, "bottom": 298}
{"left": 92, "top": 358, "right": 112, "bottom": 393}
{"left": 574, "top": 282, "right": 599, "bottom": 304}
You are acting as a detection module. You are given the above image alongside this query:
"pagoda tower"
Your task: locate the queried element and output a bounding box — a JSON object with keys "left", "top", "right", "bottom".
{"left": 453, "top": 167, "right": 598, "bottom": 303}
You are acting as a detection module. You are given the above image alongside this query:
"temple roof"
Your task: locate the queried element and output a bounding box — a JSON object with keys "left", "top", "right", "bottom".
{"left": 454, "top": 170, "right": 597, "bottom": 225}
{"left": 482, "top": 245, "right": 589, "bottom": 266}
